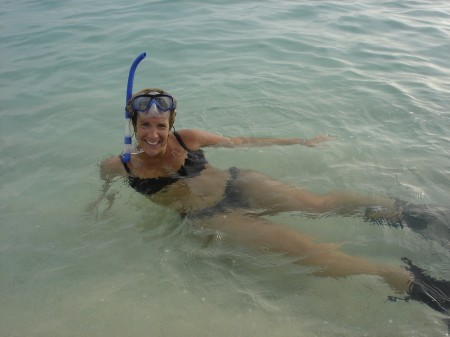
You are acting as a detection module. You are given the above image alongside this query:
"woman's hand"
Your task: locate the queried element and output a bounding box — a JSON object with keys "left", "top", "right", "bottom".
{"left": 301, "top": 135, "right": 337, "bottom": 147}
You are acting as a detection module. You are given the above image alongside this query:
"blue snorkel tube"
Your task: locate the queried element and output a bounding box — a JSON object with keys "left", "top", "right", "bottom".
{"left": 122, "top": 52, "right": 147, "bottom": 163}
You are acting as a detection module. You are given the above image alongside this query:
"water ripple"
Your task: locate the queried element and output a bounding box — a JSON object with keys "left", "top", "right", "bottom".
{"left": 1, "top": 0, "right": 450, "bottom": 336}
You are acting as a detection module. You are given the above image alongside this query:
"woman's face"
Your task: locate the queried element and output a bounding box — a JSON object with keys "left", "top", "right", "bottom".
{"left": 135, "top": 113, "right": 171, "bottom": 157}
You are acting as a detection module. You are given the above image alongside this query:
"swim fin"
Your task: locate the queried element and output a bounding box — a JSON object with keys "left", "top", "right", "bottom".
{"left": 365, "top": 200, "right": 450, "bottom": 232}
{"left": 401, "top": 257, "right": 450, "bottom": 331}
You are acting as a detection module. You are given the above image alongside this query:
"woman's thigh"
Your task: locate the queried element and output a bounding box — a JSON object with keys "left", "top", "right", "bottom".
{"left": 189, "top": 210, "right": 337, "bottom": 257}
{"left": 233, "top": 169, "right": 327, "bottom": 213}
{"left": 233, "top": 169, "right": 393, "bottom": 214}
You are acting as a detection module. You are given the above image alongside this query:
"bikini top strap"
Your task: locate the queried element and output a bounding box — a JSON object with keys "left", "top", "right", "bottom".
{"left": 119, "top": 154, "right": 131, "bottom": 174}
{"left": 173, "top": 130, "right": 191, "bottom": 152}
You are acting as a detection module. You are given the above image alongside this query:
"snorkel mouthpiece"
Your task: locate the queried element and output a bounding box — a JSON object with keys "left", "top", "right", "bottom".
{"left": 122, "top": 52, "right": 147, "bottom": 163}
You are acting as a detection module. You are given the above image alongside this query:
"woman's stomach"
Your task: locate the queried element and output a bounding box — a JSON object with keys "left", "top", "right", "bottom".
{"left": 149, "top": 166, "right": 231, "bottom": 213}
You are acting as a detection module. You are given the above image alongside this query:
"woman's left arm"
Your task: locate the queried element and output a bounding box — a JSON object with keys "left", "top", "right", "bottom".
{"left": 180, "top": 129, "right": 336, "bottom": 149}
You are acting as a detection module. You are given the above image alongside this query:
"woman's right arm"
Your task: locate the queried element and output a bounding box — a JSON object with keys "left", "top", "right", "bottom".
{"left": 99, "top": 156, "right": 125, "bottom": 182}
{"left": 86, "top": 156, "right": 125, "bottom": 216}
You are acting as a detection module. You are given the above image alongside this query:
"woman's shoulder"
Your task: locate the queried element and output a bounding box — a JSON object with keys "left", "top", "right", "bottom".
{"left": 173, "top": 129, "right": 207, "bottom": 149}
{"left": 174, "top": 128, "right": 204, "bottom": 138}
{"left": 174, "top": 129, "right": 229, "bottom": 148}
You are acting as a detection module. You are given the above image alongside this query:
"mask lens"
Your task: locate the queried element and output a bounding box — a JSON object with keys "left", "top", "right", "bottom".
{"left": 132, "top": 94, "right": 174, "bottom": 113}
{"left": 133, "top": 96, "right": 152, "bottom": 112}
{"left": 155, "top": 95, "right": 174, "bottom": 111}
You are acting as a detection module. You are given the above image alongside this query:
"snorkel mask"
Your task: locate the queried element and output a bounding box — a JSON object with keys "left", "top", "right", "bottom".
{"left": 122, "top": 52, "right": 147, "bottom": 163}
{"left": 131, "top": 93, "right": 176, "bottom": 117}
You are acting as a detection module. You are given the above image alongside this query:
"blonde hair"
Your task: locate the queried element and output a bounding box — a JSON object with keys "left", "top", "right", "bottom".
{"left": 127, "top": 88, "right": 177, "bottom": 129}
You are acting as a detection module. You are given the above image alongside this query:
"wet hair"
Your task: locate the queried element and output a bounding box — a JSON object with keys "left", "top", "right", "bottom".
{"left": 127, "top": 88, "right": 177, "bottom": 130}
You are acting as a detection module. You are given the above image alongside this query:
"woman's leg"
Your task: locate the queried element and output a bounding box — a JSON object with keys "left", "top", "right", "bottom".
{"left": 191, "top": 211, "right": 410, "bottom": 292}
{"left": 190, "top": 211, "right": 450, "bottom": 320}
{"left": 234, "top": 170, "right": 396, "bottom": 215}
{"left": 232, "top": 170, "right": 450, "bottom": 253}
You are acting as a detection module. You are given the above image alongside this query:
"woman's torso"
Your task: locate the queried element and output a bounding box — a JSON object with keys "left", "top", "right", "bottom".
{"left": 123, "top": 131, "right": 230, "bottom": 214}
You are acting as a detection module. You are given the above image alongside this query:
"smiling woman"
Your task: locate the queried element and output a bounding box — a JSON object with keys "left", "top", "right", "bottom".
{"left": 3, "top": 0, "right": 450, "bottom": 335}
{"left": 99, "top": 87, "right": 337, "bottom": 212}
{"left": 90, "top": 65, "right": 450, "bottom": 326}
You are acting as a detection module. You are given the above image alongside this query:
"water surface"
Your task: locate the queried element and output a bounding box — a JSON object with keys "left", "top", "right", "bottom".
{"left": 1, "top": 0, "right": 450, "bottom": 336}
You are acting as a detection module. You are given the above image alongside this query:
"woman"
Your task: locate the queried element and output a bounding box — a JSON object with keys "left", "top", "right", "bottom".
{"left": 98, "top": 88, "right": 449, "bottom": 323}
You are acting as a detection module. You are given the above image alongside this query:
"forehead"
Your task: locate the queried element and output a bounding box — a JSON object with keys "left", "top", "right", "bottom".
{"left": 136, "top": 113, "right": 170, "bottom": 124}
{"left": 138, "top": 90, "right": 165, "bottom": 96}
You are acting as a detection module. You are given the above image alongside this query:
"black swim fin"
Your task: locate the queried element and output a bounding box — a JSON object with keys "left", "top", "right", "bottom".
{"left": 365, "top": 200, "right": 450, "bottom": 236}
{"left": 401, "top": 257, "right": 450, "bottom": 331}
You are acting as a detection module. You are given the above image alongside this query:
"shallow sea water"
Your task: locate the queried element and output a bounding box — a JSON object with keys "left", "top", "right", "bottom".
{"left": 1, "top": 0, "right": 450, "bottom": 336}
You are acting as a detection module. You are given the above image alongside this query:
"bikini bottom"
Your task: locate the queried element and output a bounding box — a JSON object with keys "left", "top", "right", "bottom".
{"left": 186, "top": 166, "right": 250, "bottom": 219}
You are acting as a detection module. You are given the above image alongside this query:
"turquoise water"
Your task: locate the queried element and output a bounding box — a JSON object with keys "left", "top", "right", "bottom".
{"left": 1, "top": 0, "right": 450, "bottom": 336}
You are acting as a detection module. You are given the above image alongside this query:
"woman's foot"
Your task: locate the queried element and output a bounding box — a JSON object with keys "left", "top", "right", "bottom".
{"left": 365, "top": 200, "right": 450, "bottom": 231}
{"left": 365, "top": 200, "right": 427, "bottom": 229}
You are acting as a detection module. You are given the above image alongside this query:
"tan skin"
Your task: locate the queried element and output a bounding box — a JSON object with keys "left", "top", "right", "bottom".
{"left": 98, "top": 111, "right": 412, "bottom": 293}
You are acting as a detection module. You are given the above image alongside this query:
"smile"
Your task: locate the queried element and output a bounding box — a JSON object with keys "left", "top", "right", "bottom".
{"left": 145, "top": 140, "right": 159, "bottom": 146}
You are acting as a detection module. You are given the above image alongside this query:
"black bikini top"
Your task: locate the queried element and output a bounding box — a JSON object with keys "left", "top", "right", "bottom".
{"left": 120, "top": 131, "right": 208, "bottom": 196}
